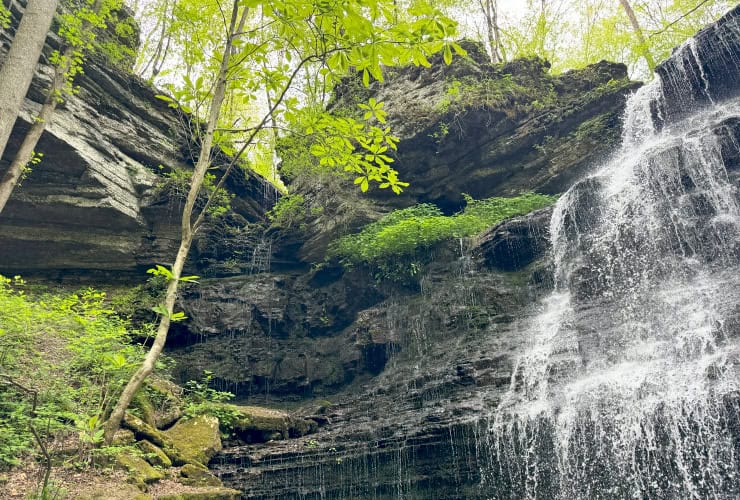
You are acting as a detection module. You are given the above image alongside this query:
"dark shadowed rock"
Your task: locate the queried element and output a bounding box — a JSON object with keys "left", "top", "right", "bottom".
{"left": 0, "top": 9, "right": 276, "bottom": 278}
{"left": 476, "top": 206, "right": 553, "bottom": 271}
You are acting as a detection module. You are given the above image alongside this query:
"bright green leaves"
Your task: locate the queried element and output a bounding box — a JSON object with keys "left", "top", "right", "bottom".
{"left": 146, "top": 264, "right": 200, "bottom": 284}
{"left": 305, "top": 98, "right": 408, "bottom": 194}
{"left": 151, "top": 304, "right": 188, "bottom": 322}
{"left": 358, "top": 98, "right": 387, "bottom": 124}
{"left": 146, "top": 265, "right": 196, "bottom": 321}
{"left": 0, "top": 275, "right": 151, "bottom": 466}
{"left": 330, "top": 193, "right": 559, "bottom": 268}
{"left": 146, "top": 264, "right": 175, "bottom": 281}
{"left": 0, "top": 2, "right": 10, "bottom": 29}
{"left": 53, "top": 0, "right": 122, "bottom": 96}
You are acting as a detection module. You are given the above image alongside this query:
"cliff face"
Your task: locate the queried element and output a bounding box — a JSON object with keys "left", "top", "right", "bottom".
{"left": 206, "top": 7, "right": 740, "bottom": 499}
{"left": 0, "top": 8, "right": 276, "bottom": 279}
{"left": 279, "top": 46, "right": 640, "bottom": 263}
{"left": 0, "top": 3, "right": 700, "bottom": 497}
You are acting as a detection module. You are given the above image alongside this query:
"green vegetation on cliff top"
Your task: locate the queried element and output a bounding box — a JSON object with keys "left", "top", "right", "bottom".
{"left": 330, "top": 192, "right": 557, "bottom": 266}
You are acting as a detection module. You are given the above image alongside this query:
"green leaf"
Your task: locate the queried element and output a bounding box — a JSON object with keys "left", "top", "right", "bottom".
{"left": 152, "top": 304, "right": 168, "bottom": 316}
{"left": 451, "top": 42, "right": 468, "bottom": 57}
{"left": 171, "top": 311, "right": 188, "bottom": 322}
{"left": 443, "top": 44, "right": 453, "bottom": 65}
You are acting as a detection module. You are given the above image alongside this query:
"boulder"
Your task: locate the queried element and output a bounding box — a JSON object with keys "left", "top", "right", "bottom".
{"left": 179, "top": 463, "right": 223, "bottom": 488}
{"left": 163, "top": 415, "right": 222, "bottom": 466}
{"left": 137, "top": 439, "right": 172, "bottom": 468}
{"left": 115, "top": 452, "right": 165, "bottom": 487}
{"left": 0, "top": 6, "right": 276, "bottom": 278}
{"left": 157, "top": 489, "right": 241, "bottom": 500}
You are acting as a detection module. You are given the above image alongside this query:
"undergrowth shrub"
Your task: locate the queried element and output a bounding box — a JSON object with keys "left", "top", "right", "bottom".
{"left": 0, "top": 276, "right": 152, "bottom": 469}
{"left": 330, "top": 192, "right": 557, "bottom": 283}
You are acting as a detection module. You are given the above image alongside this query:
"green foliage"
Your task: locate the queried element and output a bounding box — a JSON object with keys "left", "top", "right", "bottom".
{"left": 53, "top": 0, "right": 123, "bottom": 96}
{"left": 0, "top": 276, "right": 150, "bottom": 469}
{"left": 267, "top": 194, "right": 306, "bottom": 229}
{"left": 0, "top": 3, "right": 10, "bottom": 29}
{"left": 284, "top": 99, "right": 407, "bottom": 193}
{"left": 157, "top": 167, "right": 234, "bottom": 218}
{"left": 330, "top": 193, "right": 558, "bottom": 281}
{"left": 138, "top": 0, "right": 464, "bottom": 191}
{"left": 182, "top": 371, "right": 241, "bottom": 436}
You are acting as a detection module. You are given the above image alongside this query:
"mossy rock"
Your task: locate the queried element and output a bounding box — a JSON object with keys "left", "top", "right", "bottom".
{"left": 115, "top": 451, "right": 165, "bottom": 486}
{"left": 157, "top": 488, "right": 241, "bottom": 500}
{"left": 132, "top": 389, "right": 157, "bottom": 427}
{"left": 179, "top": 463, "right": 223, "bottom": 487}
{"left": 123, "top": 413, "right": 167, "bottom": 445}
{"left": 137, "top": 439, "right": 172, "bottom": 468}
{"left": 231, "top": 405, "right": 289, "bottom": 441}
{"left": 123, "top": 413, "right": 194, "bottom": 466}
{"left": 145, "top": 376, "right": 185, "bottom": 429}
{"left": 164, "top": 415, "right": 222, "bottom": 465}
{"left": 75, "top": 483, "right": 152, "bottom": 499}
{"left": 230, "top": 405, "right": 317, "bottom": 442}
{"left": 111, "top": 428, "right": 136, "bottom": 446}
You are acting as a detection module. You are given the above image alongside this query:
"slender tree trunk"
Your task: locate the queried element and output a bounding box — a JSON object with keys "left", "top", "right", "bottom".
{"left": 478, "top": 0, "right": 501, "bottom": 64}
{"left": 0, "top": 0, "right": 103, "bottom": 214}
{"left": 0, "top": 63, "right": 63, "bottom": 213}
{"left": 0, "top": 0, "right": 59, "bottom": 161}
{"left": 103, "top": 0, "right": 247, "bottom": 444}
{"left": 618, "top": 0, "right": 657, "bottom": 71}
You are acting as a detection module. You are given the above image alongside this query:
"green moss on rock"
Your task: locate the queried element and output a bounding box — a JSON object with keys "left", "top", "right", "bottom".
{"left": 157, "top": 488, "right": 241, "bottom": 500}
{"left": 111, "top": 428, "right": 136, "bottom": 446}
{"left": 137, "top": 439, "right": 172, "bottom": 468}
{"left": 115, "top": 451, "right": 165, "bottom": 485}
{"left": 179, "top": 463, "right": 223, "bottom": 487}
{"left": 164, "top": 415, "right": 222, "bottom": 465}
{"left": 132, "top": 390, "right": 157, "bottom": 428}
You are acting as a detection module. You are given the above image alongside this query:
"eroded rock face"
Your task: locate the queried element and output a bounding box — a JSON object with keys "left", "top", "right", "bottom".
{"left": 0, "top": 11, "right": 275, "bottom": 278}
{"left": 168, "top": 269, "right": 385, "bottom": 398}
{"left": 207, "top": 7, "right": 740, "bottom": 499}
{"left": 330, "top": 45, "right": 640, "bottom": 212}
{"left": 209, "top": 238, "right": 550, "bottom": 498}
{"left": 279, "top": 50, "right": 640, "bottom": 264}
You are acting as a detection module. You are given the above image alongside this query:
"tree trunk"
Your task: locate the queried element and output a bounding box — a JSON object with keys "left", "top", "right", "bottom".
{"left": 0, "top": 64, "right": 62, "bottom": 213}
{"left": 102, "top": 0, "right": 246, "bottom": 444}
{"left": 0, "top": 0, "right": 59, "bottom": 161}
{"left": 479, "top": 0, "right": 501, "bottom": 64}
{"left": 0, "top": 0, "right": 104, "bottom": 214}
{"left": 618, "top": 0, "right": 657, "bottom": 71}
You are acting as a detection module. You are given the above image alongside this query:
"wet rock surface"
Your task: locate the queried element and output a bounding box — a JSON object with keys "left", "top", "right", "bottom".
{"left": 330, "top": 45, "right": 639, "bottom": 212}
{"left": 0, "top": 12, "right": 276, "bottom": 278}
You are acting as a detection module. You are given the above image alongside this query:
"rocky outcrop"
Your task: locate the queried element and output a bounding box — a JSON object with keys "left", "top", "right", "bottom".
{"left": 278, "top": 48, "right": 640, "bottom": 264}
{"left": 206, "top": 7, "right": 740, "bottom": 499}
{"left": 329, "top": 44, "right": 640, "bottom": 212}
{"left": 209, "top": 233, "right": 550, "bottom": 498}
{"left": 0, "top": 7, "right": 275, "bottom": 278}
{"left": 168, "top": 269, "right": 385, "bottom": 398}
{"left": 653, "top": 5, "right": 740, "bottom": 128}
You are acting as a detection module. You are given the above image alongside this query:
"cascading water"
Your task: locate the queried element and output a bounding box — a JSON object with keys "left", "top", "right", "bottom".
{"left": 488, "top": 13, "right": 740, "bottom": 499}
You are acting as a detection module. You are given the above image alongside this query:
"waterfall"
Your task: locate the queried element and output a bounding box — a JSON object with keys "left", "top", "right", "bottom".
{"left": 489, "top": 13, "right": 740, "bottom": 500}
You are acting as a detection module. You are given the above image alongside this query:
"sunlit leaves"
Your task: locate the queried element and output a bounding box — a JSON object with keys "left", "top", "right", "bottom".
{"left": 306, "top": 99, "right": 408, "bottom": 193}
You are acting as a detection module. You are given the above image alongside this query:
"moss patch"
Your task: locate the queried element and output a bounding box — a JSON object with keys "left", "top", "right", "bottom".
{"left": 138, "top": 439, "right": 172, "bottom": 468}
{"left": 164, "top": 415, "right": 222, "bottom": 465}
{"left": 179, "top": 464, "right": 223, "bottom": 488}
{"left": 115, "top": 451, "right": 166, "bottom": 486}
{"left": 158, "top": 488, "right": 241, "bottom": 500}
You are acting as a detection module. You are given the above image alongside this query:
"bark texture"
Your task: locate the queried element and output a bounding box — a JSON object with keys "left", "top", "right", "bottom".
{"left": 0, "top": 0, "right": 59, "bottom": 160}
